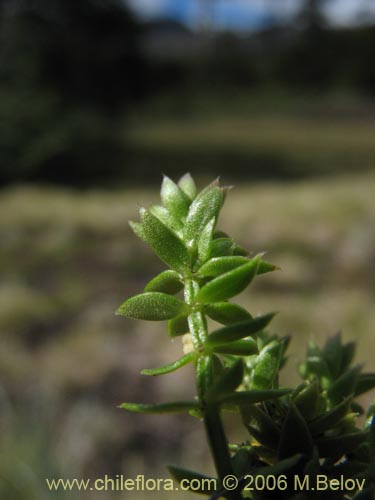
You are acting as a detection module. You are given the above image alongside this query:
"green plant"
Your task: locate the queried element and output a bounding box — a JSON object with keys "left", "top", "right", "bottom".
{"left": 116, "top": 174, "right": 375, "bottom": 499}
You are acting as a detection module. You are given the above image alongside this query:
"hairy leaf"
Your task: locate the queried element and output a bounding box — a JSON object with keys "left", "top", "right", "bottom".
{"left": 198, "top": 218, "right": 216, "bottom": 263}
{"left": 177, "top": 173, "right": 197, "bottom": 201}
{"left": 161, "top": 175, "right": 190, "bottom": 220}
{"left": 184, "top": 185, "right": 223, "bottom": 246}
{"left": 144, "top": 270, "right": 183, "bottom": 294}
{"left": 212, "top": 339, "right": 258, "bottom": 356}
{"left": 253, "top": 340, "right": 282, "bottom": 390}
{"left": 141, "top": 208, "right": 190, "bottom": 271}
{"left": 197, "top": 257, "right": 261, "bottom": 303}
{"left": 116, "top": 292, "right": 189, "bottom": 321}
{"left": 168, "top": 315, "right": 189, "bottom": 337}
{"left": 206, "top": 313, "right": 275, "bottom": 346}
{"left": 205, "top": 302, "right": 252, "bottom": 325}
{"left": 198, "top": 256, "right": 249, "bottom": 277}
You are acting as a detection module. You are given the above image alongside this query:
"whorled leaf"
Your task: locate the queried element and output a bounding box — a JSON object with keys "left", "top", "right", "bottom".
{"left": 252, "top": 340, "right": 282, "bottom": 390}
{"left": 316, "top": 431, "right": 369, "bottom": 459}
{"left": 327, "top": 365, "right": 362, "bottom": 404}
{"left": 205, "top": 302, "right": 252, "bottom": 325}
{"left": 207, "top": 359, "right": 244, "bottom": 401}
{"left": 140, "top": 208, "right": 190, "bottom": 271}
{"left": 197, "top": 256, "right": 261, "bottom": 303}
{"left": 220, "top": 388, "right": 291, "bottom": 406}
{"left": 116, "top": 292, "right": 189, "bottom": 321}
{"left": 149, "top": 205, "right": 183, "bottom": 235}
{"left": 198, "top": 218, "right": 216, "bottom": 264}
{"left": 293, "top": 381, "right": 321, "bottom": 421}
{"left": 144, "top": 270, "right": 183, "bottom": 294}
{"left": 309, "top": 395, "right": 353, "bottom": 435}
{"left": 206, "top": 313, "right": 275, "bottom": 346}
{"left": 212, "top": 339, "right": 258, "bottom": 356}
{"left": 168, "top": 315, "right": 189, "bottom": 337}
{"left": 241, "top": 404, "right": 281, "bottom": 450}
{"left": 208, "top": 237, "right": 235, "bottom": 258}
{"left": 355, "top": 373, "right": 375, "bottom": 397}
{"left": 177, "top": 173, "right": 197, "bottom": 201}
{"left": 141, "top": 352, "right": 195, "bottom": 376}
{"left": 198, "top": 256, "right": 249, "bottom": 277}
{"left": 278, "top": 404, "right": 313, "bottom": 459}
{"left": 161, "top": 175, "right": 190, "bottom": 220}
{"left": 184, "top": 184, "right": 223, "bottom": 247}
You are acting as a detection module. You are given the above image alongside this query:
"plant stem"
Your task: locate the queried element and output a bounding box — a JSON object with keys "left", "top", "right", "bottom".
{"left": 185, "top": 278, "right": 241, "bottom": 499}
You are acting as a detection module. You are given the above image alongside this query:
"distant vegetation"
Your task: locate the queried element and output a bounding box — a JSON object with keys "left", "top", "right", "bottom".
{"left": 0, "top": 0, "right": 374, "bottom": 185}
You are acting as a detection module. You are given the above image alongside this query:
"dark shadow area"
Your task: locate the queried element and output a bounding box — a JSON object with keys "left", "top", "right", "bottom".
{"left": 0, "top": 0, "right": 374, "bottom": 186}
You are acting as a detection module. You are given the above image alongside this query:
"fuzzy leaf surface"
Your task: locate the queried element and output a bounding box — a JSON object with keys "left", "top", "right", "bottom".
{"left": 141, "top": 208, "right": 190, "bottom": 271}
{"left": 205, "top": 302, "right": 252, "bottom": 325}
{"left": 206, "top": 313, "right": 275, "bottom": 346}
{"left": 197, "top": 257, "right": 261, "bottom": 303}
{"left": 144, "top": 270, "right": 183, "bottom": 294}
{"left": 116, "top": 292, "right": 189, "bottom": 321}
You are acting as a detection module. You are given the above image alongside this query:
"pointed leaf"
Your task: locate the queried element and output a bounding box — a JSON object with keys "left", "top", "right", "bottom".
{"left": 161, "top": 175, "right": 190, "bottom": 219}
{"left": 220, "top": 388, "right": 291, "bottom": 406}
{"left": 116, "top": 292, "right": 189, "bottom": 321}
{"left": 184, "top": 185, "right": 223, "bottom": 245}
{"left": 119, "top": 400, "right": 199, "bottom": 414}
{"left": 323, "top": 332, "right": 343, "bottom": 379}
{"left": 257, "top": 260, "right": 279, "bottom": 275}
{"left": 213, "top": 339, "right": 258, "bottom": 356}
{"left": 177, "top": 173, "right": 197, "bottom": 201}
{"left": 205, "top": 302, "right": 252, "bottom": 325}
{"left": 144, "top": 270, "right": 183, "bottom": 294}
{"left": 293, "top": 381, "right": 321, "bottom": 421}
{"left": 241, "top": 404, "right": 281, "bottom": 449}
{"left": 198, "top": 256, "right": 249, "bottom": 277}
{"left": 168, "top": 315, "right": 189, "bottom": 337}
{"left": 140, "top": 208, "right": 190, "bottom": 271}
{"left": 232, "top": 244, "right": 249, "bottom": 256}
{"left": 141, "top": 352, "right": 195, "bottom": 376}
{"left": 149, "top": 205, "right": 183, "bottom": 235}
{"left": 129, "top": 220, "right": 147, "bottom": 241}
{"left": 253, "top": 340, "right": 282, "bottom": 390}
{"left": 198, "top": 218, "right": 215, "bottom": 263}
{"left": 278, "top": 404, "right": 313, "bottom": 459}
{"left": 197, "top": 257, "right": 261, "bottom": 303}
{"left": 208, "top": 237, "right": 235, "bottom": 258}
{"left": 327, "top": 365, "right": 362, "bottom": 404}
{"left": 354, "top": 373, "right": 375, "bottom": 397}
{"left": 316, "top": 431, "right": 369, "bottom": 458}
{"left": 309, "top": 395, "right": 353, "bottom": 435}
{"left": 208, "top": 359, "right": 244, "bottom": 401}
{"left": 168, "top": 466, "right": 216, "bottom": 495}
{"left": 207, "top": 313, "right": 275, "bottom": 346}
{"left": 340, "top": 341, "right": 356, "bottom": 373}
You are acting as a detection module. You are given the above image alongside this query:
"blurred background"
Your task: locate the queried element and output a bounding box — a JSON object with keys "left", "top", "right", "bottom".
{"left": 0, "top": 0, "right": 374, "bottom": 498}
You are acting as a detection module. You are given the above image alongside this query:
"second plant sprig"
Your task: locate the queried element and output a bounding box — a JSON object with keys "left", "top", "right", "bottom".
{"left": 116, "top": 174, "right": 287, "bottom": 495}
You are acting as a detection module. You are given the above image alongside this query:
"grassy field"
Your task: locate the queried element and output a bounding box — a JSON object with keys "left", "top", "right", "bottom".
{"left": 0, "top": 173, "right": 373, "bottom": 499}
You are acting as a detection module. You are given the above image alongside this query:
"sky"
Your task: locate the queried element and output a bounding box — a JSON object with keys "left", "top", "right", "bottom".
{"left": 126, "top": 0, "right": 374, "bottom": 31}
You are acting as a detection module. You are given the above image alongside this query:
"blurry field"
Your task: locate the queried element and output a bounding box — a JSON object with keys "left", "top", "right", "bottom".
{"left": 126, "top": 94, "right": 375, "bottom": 180}
{"left": 0, "top": 173, "right": 374, "bottom": 499}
